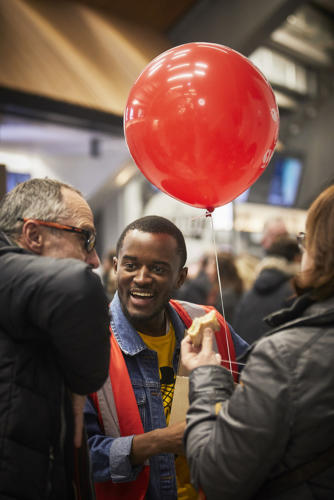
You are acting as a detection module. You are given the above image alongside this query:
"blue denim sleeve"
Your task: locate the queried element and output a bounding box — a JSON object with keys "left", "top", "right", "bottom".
{"left": 228, "top": 322, "right": 249, "bottom": 358}
{"left": 84, "top": 396, "right": 143, "bottom": 483}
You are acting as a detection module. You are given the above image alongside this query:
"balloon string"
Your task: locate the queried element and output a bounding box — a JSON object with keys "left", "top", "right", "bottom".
{"left": 206, "top": 211, "right": 233, "bottom": 375}
{"left": 190, "top": 213, "right": 207, "bottom": 221}
{"left": 220, "top": 359, "right": 247, "bottom": 367}
{"left": 222, "top": 368, "right": 242, "bottom": 377}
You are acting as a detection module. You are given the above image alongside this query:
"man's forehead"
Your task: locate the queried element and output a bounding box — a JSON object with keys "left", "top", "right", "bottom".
{"left": 122, "top": 229, "right": 178, "bottom": 248}
{"left": 119, "top": 230, "right": 181, "bottom": 265}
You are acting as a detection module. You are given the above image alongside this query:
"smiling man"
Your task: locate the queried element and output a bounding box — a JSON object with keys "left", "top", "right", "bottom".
{"left": 85, "top": 215, "right": 248, "bottom": 500}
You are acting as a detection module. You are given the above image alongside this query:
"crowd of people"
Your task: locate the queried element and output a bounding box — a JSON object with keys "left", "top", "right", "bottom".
{"left": 174, "top": 221, "right": 302, "bottom": 345}
{"left": 0, "top": 177, "right": 333, "bottom": 500}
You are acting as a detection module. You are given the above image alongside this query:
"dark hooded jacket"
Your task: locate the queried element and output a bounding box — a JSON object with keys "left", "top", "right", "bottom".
{"left": 233, "top": 257, "right": 299, "bottom": 343}
{"left": 0, "top": 232, "right": 110, "bottom": 500}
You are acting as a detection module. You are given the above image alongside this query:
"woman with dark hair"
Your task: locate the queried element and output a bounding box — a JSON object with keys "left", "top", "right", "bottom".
{"left": 181, "top": 185, "right": 334, "bottom": 500}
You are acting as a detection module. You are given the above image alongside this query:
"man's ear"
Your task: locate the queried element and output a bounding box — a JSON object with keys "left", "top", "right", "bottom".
{"left": 20, "top": 221, "right": 44, "bottom": 254}
{"left": 176, "top": 267, "right": 188, "bottom": 289}
{"left": 113, "top": 256, "right": 118, "bottom": 273}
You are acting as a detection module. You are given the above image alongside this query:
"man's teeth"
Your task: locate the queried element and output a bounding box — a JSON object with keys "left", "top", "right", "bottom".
{"left": 131, "top": 291, "right": 153, "bottom": 297}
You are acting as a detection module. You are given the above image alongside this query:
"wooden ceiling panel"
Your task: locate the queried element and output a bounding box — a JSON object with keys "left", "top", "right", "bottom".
{"left": 63, "top": 0, "right": 198, "bottom": 32}
{"left": 0, "top": 0, "right": 171, "bottom": 116}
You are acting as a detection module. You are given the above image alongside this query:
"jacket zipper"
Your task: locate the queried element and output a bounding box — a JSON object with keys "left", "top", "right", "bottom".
{"left": 46, "top": 445, "right": 55, "bottom": 498}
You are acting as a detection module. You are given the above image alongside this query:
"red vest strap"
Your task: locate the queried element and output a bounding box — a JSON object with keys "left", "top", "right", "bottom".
{"left": 91, "top": 328, "right": 149, "bottom": 500}
{"left": 170, "top": 300, "right": 238, "bottom": 382}
{"left": 108, "top": 331, "right": 145, "bottom": 435}
{"left": 89, "top": 392, "right": 104, "bottom": 433}
{"left": 169, "top": 299, "right": 193, "bottom": 328}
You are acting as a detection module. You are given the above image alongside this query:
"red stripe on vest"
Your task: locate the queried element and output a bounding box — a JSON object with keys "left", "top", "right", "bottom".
{"left": 169, "top": 300, "right": 238, "bottom": 383}
{"left": 92, "top": 329, "right": 149, "bottom": 500}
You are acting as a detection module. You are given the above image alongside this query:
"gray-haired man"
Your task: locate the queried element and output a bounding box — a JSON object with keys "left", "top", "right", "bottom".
{"left": 0, "top": 178, "right": 110, "bottom": 500}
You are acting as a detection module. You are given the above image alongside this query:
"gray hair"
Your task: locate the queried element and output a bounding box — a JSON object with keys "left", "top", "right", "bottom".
{"left": 0, "top": 178, "right": 82, "bottom": 240}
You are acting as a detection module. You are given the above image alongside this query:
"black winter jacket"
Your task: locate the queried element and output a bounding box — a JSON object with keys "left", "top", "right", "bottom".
{"left": 0, "top": 232, "right": 110, "bottom": 500}
{"left": 233, "top": 257, "right": 298, "bottom": 342}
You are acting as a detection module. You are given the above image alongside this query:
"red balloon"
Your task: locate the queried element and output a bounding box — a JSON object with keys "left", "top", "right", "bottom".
{"left": 124, "top": 42, "right": 279, "bottom": 210}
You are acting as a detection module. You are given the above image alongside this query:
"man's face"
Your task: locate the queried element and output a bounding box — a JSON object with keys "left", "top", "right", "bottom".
{"left": 40, "top": 188, "right": 100, "bottom": 268}
{"left": 114, "top": 229, "right": 187, "bottom": 332}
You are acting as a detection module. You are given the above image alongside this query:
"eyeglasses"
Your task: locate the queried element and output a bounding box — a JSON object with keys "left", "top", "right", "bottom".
{"left": 297, "top": 231, "right": 306, "bottom": 252}
{"left": 18, "top": 218, "right": 96, "bottom": 253}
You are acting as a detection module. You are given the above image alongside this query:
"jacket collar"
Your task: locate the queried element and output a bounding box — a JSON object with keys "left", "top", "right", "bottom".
{"left": 264, "top": 293, "right": 334, "bottom": 330}
{"left": 110, "top": 293, "right": 186, "bottom": 356}
{"left": 0, "top": 231, "right": 26, "bottom": 254}
{"left": 239, "top": 293, "right": 334, "bottom": 363}
{"left": 256, "top": 256, "right": 300, "bottom": 277}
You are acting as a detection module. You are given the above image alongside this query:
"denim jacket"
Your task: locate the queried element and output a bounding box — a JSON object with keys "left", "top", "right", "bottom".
{"left": 85, "top": 292, "right": 248, "bottom": 500}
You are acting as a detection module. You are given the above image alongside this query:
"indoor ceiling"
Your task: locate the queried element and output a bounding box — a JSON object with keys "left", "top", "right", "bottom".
{"left": 0, "top": 0, "right": 333, "bottom": 161}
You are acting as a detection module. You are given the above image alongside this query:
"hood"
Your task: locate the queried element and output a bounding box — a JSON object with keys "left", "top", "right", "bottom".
{"left": 253, "top": 257, "right": 300, "bottom": 294}
{"left": 253, "top": 268, "right": 290, "bottom": 294}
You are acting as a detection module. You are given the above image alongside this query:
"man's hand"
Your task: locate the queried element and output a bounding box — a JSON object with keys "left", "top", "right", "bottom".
{"left": 130, "top": 420, "right": 186, "bottom": 465}
{"left": 72, "top": 393, "right": 86, "bottom": 448}
{"left": 181, "top": 328, "right": 221, "bottom": 373}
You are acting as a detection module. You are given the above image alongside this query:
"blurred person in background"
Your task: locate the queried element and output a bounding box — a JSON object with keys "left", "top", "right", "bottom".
{"left": 233, "top": 235, "right": 301, "bottom": 343}
{"left": 181, "top": 184, "right": 334, "bottom": 500}
{"left": 173, "top": 252, "right": 213, "bottom": 305}
{"left": 261, "top": 216, "right": 289, "bottom": 253}
{"left": 206, "top": 251, "right": 244, "bottom": 323}
{"left": 0, "top": 178, "right": 110, "bottom": 500}
{"left": 235, "top": 252, "right": 260, "bottom": 291}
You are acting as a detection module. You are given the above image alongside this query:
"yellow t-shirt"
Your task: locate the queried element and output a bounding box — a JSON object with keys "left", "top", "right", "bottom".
{"left": 138, "top": 321, "right": 176, "bottom": 423}
{"left": 138, "top": 323, "right": 198, "bottom": 500}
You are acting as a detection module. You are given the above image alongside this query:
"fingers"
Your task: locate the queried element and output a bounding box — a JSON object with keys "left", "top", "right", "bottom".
{"left": 181, "top": 334, "right": 195, "bottom": 355}
{"left": 201, "top": 327, "right": 214, "bottom": 354}
{"left": 181, "top": 329, "right": 219, "bottom": 372}
{"left": 184, "top": 334, "right": 193, "bottom": 345}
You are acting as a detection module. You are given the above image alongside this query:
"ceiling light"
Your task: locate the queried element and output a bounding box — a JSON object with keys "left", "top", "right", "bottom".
{"left": 114, "top": 164, "right": 137, "bottom": 187}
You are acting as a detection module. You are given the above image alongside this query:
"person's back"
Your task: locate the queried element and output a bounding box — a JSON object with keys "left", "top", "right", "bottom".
{"left": 0, "top": 179, "right": 110, "bottom": 500}
{"left": 233, "top": 236, "right": 301, "bottom": 343}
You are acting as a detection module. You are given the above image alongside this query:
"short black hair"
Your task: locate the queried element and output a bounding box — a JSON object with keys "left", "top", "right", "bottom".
{"left": 116, "top": 215, "right": 187, "bottom": 267}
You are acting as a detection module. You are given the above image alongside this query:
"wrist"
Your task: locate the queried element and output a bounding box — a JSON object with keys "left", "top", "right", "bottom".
{"left": 131, "top": 429, "right": 161, "bottom": 464}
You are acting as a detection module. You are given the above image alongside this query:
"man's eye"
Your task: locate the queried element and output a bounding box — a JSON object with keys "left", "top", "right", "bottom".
{"left": 124, "top": 262, "right": 136, "bottom": 270}
{"left": 78, "top": 233, "right": 87, "bottom": 248}
{"left": 152, "top": 265, "right": 165, "bottom": 274}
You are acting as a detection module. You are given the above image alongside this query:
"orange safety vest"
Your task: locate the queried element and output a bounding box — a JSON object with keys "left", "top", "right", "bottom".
{"left": 90, "top": 301, "right": 237, "bottom": 500}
